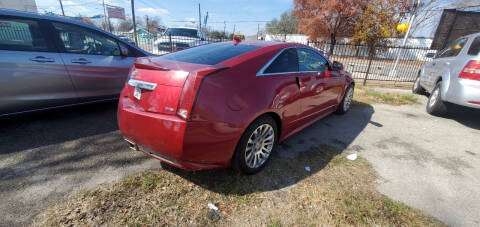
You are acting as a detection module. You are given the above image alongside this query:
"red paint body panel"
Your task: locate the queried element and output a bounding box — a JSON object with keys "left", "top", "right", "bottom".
{"left": 118, "top": 41, "right": 353, "bottom": 171}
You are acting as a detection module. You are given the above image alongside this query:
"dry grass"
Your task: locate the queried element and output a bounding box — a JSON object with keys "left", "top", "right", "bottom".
{"left": 33, "top": 145, "right": 443, "bottom": 226}
{"left": 354, "top": 85, "right": 419, "bottom": 105}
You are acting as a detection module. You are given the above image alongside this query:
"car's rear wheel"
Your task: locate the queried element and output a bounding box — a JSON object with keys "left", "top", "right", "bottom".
{"left": 412, "top": 74, "right": 426, "bottom": 95}
{"left": 426, "top": 82, "right": 448, "bottom": 116}
{"left": 232, "top": 115, "right": 277, "bottom": 174}
{"left": 335, "top": 84, "right": 354, "bottom": 114}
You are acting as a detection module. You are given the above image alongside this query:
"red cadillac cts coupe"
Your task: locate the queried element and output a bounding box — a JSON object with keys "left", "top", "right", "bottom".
{"left": 118, "top": 40, "right": 354, "bottom": 174}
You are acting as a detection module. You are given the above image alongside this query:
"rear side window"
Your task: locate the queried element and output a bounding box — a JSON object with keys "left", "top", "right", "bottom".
{"left": 0, "top": 18, "right": 48, "bottom": 52}
{"left": 264, "top": 48, "right": 298, "bottom": 74}
{"left": 437, "top": 38, "right": 468, "bottom": 58}
{"left": 468, "top": 36, "right": 480, "bottom": 56}
{"left": 161, "top": 42, "right": 261, "bottom": 65}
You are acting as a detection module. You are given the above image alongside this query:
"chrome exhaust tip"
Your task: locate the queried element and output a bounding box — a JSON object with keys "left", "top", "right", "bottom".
{"left": 124, "top": 138, "right": 137, "bottom": 151}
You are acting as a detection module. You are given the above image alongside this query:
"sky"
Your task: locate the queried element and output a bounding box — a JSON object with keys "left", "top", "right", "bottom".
{"left": 35, "top": 0, "right": 294, "bottom": 36}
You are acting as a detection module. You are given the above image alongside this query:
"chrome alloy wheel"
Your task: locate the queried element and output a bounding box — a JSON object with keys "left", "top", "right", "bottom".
{"left": 343, "top": 87, "right": 354, "bottom": 111}
{"left": 245, "top": 124, "right": 275, "bottom": 168}
{"left": 429, "top": 87, "right": 439, "bottom": 108}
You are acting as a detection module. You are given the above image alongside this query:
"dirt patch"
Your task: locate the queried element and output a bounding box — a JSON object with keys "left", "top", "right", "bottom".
{"left": 33, "top": 145, "right": 444, "bottom": 226}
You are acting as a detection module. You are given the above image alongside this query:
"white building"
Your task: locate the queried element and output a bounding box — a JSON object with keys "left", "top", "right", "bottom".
{"left": 0, "top": 0, "right": 37, "bottom": 13}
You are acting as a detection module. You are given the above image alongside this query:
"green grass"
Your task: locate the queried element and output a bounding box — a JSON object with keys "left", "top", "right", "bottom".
{"left": 354, "top": 85, "right": 419, "bottom": 105}
{"left": 34, "top": 145, "right": 444, "bottom": 226}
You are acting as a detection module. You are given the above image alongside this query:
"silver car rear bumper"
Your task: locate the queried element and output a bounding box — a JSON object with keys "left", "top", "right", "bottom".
{"left": 444, "top": 79, "right": 480, "bottom": 109}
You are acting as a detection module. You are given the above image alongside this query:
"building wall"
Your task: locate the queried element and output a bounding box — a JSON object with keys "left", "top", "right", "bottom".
{"left": 0, "top": 0, "right": 37, "bottom": 13}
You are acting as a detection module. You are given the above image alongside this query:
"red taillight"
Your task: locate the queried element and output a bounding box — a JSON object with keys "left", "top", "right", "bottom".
{"left": 176, "top": 68, "right": 224, "bottom": 120}
{"left": 459, "top": 60, "right": 480, "bottom": 81}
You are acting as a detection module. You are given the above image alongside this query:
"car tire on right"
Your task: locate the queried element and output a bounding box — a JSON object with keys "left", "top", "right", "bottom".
{"left": 412, "top": 74, "right": 426, "bottom": 95}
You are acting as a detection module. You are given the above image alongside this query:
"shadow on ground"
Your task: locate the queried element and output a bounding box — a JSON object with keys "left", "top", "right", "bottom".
{"left": 0, "top": 101, "right": 155, "bottom": 226}
{"left": 444, "top": 105, "right": 480, "bottom": 130}
{"left": 0, "top": 101, "right": 119, "bottom": 155}
{"left": 163, "top": 102, "right": 375, "bottom": 195}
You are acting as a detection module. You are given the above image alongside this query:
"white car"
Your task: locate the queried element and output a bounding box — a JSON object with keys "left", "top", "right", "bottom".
{"left": 153, "top": 27, "right": 208, "bottom": 54}
{"left": 414, "top": 33, "right": 480, "bottom": 116}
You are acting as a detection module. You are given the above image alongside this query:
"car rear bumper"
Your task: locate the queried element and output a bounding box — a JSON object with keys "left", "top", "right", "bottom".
{"left": 444, "top": 79, "right": 480, "bottom": 109}
{"left": 118, "top": 98, "right": 226, "bottom": 170}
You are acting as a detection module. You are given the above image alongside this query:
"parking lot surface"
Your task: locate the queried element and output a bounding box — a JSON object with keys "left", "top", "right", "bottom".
{"left": 1, "top": 94, "right": 479, "bottom": 226}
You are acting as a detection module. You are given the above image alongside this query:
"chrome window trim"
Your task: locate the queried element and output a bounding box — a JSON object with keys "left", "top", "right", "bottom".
{"left": 256, "top": 46, "right": 329, "bottom": 76}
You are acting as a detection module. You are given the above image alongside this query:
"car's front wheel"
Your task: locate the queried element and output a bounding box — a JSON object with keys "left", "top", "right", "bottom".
{"left": 335, "top": 84, "right": 354, "bottom": 114}
{"left": 426, "top": 82, "right": 448, "bottom": 116}
{"left": 232, "top": 115, "right": 278, "bottom": 174}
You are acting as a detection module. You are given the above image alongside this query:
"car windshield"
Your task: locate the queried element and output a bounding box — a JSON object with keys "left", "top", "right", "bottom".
{"left": 163, "top": 28, "right": 199, "bottom": 38}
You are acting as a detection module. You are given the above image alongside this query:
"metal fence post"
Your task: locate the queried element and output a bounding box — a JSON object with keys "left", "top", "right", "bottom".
{"left": 169, "top": 34, "right": 173, "bottom": 53}
{"left": 363, "top": 45, "right": 376, "bottom": 86}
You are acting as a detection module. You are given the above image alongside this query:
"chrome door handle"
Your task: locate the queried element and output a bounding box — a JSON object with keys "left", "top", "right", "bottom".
{"left": 29, "top": 56, "right": 55, "bottom": 63}
{"left": 71, "top": 58, "right": 91, "bottom": 64}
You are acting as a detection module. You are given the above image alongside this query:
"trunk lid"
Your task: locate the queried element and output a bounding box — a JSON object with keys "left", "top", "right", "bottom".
{"left": 123, "top": 57, "right": 220, "bottom": 116}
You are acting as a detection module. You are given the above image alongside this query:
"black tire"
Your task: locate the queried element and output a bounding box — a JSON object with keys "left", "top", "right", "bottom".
{"left": 426, "top": 82, "right": 448, "bottom": 116}
{"left": 335, "top": 84, "right": 354, "bottom": 114}
{"left": 412, "top": 74, "right": 427, "bottom": 95}
{"left": 232, "top": 115, "right": 278, "bottom": 174}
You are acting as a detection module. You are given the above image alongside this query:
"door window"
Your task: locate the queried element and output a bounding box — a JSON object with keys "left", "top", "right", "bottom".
{"left": 437, "top": 38, "right": 468, "bottom": 58}
{"left": 264, "top": 48, "right": 298, "bottom": 74}
{"left": 297, "top": 48, "right": 328, "bottom": 72}
{"left": 53, "top": 22, "right": 120, "bottom": 56}
{"left": 0, "top": 18, "right": 48, "bottom": 51}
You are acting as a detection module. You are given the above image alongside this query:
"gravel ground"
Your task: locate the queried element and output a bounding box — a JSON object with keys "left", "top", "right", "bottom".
{"left": 0, "top": 92, "right": 479, "bottom": 226}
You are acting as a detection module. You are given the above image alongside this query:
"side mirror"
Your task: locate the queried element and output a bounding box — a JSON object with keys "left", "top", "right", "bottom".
{"left": 120, "top": 46, "right": 129, "bottom": 56}
{"left": 332, "top": 61, "right": 343, "bottom": 71}
{"left": 425, "top": 52, "right": 435, "bottom": 58}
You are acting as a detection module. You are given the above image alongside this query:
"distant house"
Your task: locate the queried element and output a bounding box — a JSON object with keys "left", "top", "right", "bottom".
{"left": 431, "top": 9, "right": 480, "bottom": 50}
{"left": 265, "top": 34, "right": 432, "bottom": 48}
{"left": 126, "top": 28, "right": 155, "bottom": 42}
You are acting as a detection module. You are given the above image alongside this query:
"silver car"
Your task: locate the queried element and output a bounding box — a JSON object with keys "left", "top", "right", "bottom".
{"left": 0, "top": 9, "right": 149, "bottom": 117}
{"left": 414, "top": 32, "right": 480, "bottom": 116}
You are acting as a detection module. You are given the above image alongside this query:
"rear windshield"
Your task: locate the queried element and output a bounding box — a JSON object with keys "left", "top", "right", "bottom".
{"left": 468, "top": 36, "right": 480, "bottom": 56}
{"left": 160, "top": 42, "right": 261, "bottom": 65}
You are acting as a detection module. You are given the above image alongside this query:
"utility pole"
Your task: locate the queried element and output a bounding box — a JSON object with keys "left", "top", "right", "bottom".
{"left": 257, "top": 24, "right": 260, "bottom": 40}
{"left": 131, "top": 0, "right": 138, "bottom": 46}
{"left": 102, "top": 0, "right": 109, "bottom": 31}
{"left": 146, "top": 15, "right": 149, "bottom": 40}
{"left": 233, "top": 24, "right": 236, "bottom": 35}
{"left": 223, "top": 21, "right": 226, "bottom": 38}
{"left": 198, "top": 3, "right": 202, "bottom": 31}
{"left": 58, "top": 0, "right": 65, "bottom": 16}
{"left": 389, "top": 0, "right": 421, "bottom": 79}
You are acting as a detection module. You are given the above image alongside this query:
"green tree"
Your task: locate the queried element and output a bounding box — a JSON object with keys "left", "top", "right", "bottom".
{"left": 350, "top": 0, "right": 407, "bottom": 47}
{"left": 266, "top": 11, "right": 297, "bottom": 41}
